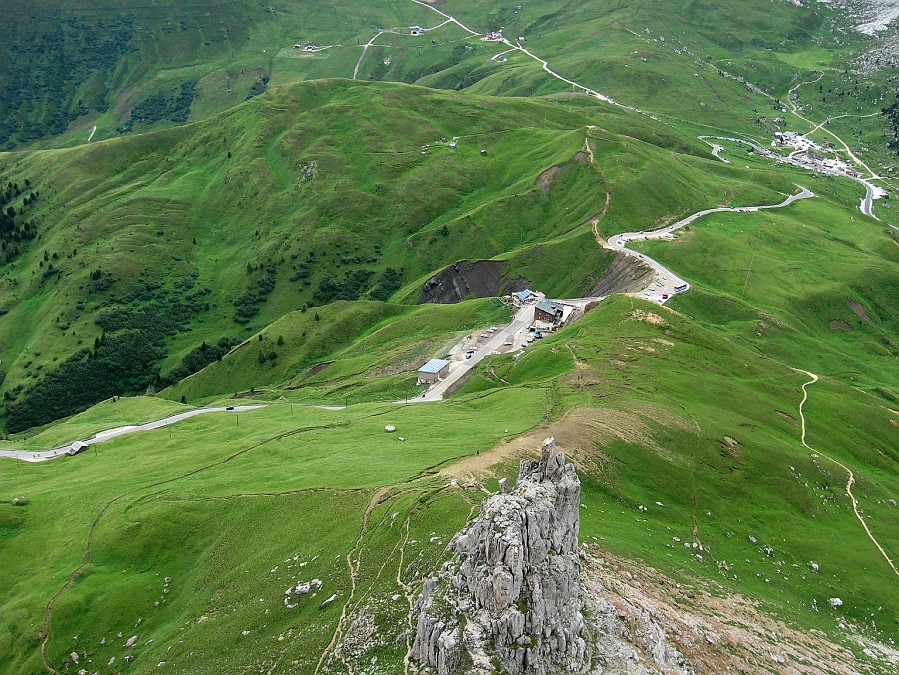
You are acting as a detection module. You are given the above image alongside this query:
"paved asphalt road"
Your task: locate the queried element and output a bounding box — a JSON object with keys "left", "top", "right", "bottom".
{"left": 700, "top": 135, "right": 881, "bottom": 221}
{"left": 606, "top": 187, "right": 815, "bottom": 304}
{"left": 402, "top": 305, "right": 535, "bottom": 403}
{"left": 0, "top": 405, "right": 266, "bottom": 462}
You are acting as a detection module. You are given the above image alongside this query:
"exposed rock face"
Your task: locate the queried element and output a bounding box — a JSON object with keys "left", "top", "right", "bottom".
{"left": 411, "top": 437, "right": 586, "bottom": 674}
{"left": 586, "top": 253, "right": 653, "bottom": 297}
{"left": 419, "top": 260, "right": 529, "bottom": 304}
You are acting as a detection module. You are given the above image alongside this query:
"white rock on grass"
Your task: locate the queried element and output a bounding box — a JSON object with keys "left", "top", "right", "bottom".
{"left": 829, "top": 597, "right": 843, "bottom": 608}
{"left": 294, "top": 579, "right": 323, "bottom": 595}
{"left": 124, "top": 636, "right": 138, "bottom": 648}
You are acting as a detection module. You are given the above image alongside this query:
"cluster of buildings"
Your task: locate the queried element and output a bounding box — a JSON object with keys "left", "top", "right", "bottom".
{"left": 532, "top": 299, "right": 575, "bottom": 332}
{"left": 511, "top": 289, "right": 577, "bottom": 331}
{"left": 773, "top": 131, "right": 824, "bottom": 153}
{"left": 414, "top": 288, "right": 580, "bottom": 386}
{"left": 772, "top": 131, "right": 855, "bottom": 176}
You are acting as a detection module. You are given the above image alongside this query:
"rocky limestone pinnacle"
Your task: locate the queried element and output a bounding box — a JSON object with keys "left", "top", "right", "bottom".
{"left": 411, "top": 437, "right": 586, "bottom": 674}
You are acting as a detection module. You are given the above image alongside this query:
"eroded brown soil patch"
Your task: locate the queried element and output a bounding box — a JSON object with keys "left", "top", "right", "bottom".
{"left": 829, "top": 319, "right": 854, "bottom": 332}
{"left": 848, "top": 298, "right": 870, "bottom": 322}
{"left": 776, "top": 409, "right": 799, "bottom": 424}
{"left": 442, "top": 403, "right": 690, "bottom": 482}
{"left": 536, "top": 165, "right": 561, "bottom": 193}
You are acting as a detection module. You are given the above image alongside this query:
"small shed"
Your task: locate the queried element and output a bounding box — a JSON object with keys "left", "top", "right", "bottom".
{"left": 417, "top": 358, "right": 451, "bottom": 384}
{"left": 68, "top": 441, "right": 88, "bottom": 456}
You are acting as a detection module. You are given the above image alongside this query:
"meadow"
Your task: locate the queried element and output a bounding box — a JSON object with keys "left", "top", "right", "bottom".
{"left": 0, "top": 1, "right": 897, "bottom": 672}
{"left": 0, "top": 78, "right": 802, "bottom": 431}
{"left": 2, "top": 292, "right": 896, "bottom": 672}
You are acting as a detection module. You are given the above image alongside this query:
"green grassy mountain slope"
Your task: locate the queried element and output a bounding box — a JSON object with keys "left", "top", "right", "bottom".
{"left": 5, "top": 0, "right": 898, "bottom": 179}
{"left": 0, "top": 80, "right": 604, "bottom": 431}
{"left": 1, "top": 294, "right": 895, "bottom": 673}
{"left": 1, "top": 2, "right": 897, "bottom": 672}
{"left": 633, "top": 158, "right": 899, "bottom": 398}
{"left": 0, "top": 78, "right": 795, "bottom": 433}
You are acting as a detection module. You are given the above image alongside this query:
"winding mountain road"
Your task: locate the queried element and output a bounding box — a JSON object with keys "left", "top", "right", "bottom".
{"left": 699, "top": 135, "right": 882, "bottom": 220}
{"left": 0, "top": 406, "right": 266, "bottom": 462}
{"left": 606, "top": 187, "right": 815, "bottom": 303}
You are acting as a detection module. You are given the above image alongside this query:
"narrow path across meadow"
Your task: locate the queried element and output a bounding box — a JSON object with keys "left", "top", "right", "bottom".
{"left": 793, "top": 369, "right": 898, "bottom": 577}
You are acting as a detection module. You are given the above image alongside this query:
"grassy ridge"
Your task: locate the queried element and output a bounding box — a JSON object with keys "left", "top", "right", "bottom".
{"left": 1, "top": 295, "right": 895, "bottom": 672}
{"left": 469, "top": 295, "right": 898, "bottom": 654}
{"left": 1, "top": 79, "right": 800, "bottom": 432}
{"left": 0, "top": 390, "right": 546, "bottom": 673}
{"left": 164, "top": 297, "right": 510, "bottom": 405}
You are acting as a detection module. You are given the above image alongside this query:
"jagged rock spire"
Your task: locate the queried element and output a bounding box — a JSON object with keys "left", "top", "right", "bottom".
{"left": 412, "top": 438, "right": 586, "bottom": 674}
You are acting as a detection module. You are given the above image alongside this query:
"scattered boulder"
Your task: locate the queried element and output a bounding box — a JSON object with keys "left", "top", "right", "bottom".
{"left": 124, "top": 635, "right": 138, "bottom": 648}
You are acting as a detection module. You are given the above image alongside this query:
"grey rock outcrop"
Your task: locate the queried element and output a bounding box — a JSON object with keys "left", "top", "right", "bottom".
{"left": 411, "top": 437, "right": 586, "bottom": 674}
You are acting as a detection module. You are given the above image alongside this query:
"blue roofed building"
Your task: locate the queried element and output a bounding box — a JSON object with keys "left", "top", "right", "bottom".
{"left": 417, "top": 358, "right": 451, "bottom": 384}
{"left": 514, "top": 289, "right": 535, "bottom": 303}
